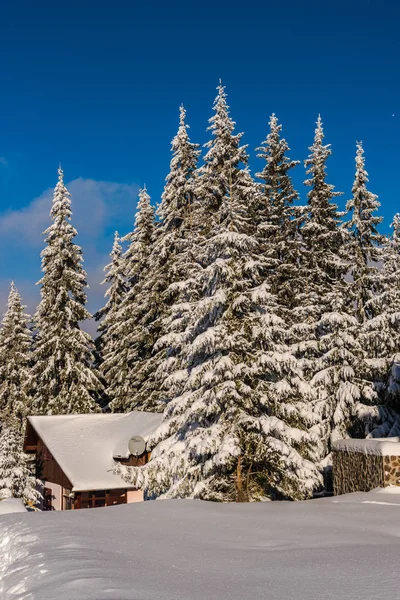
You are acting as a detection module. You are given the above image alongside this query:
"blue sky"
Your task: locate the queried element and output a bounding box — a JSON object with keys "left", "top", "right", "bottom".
{"left": 0, "top": 0, "right": 398, "bottom": 322}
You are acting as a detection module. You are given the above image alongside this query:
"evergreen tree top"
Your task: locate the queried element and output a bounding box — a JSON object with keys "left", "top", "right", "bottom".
{"left": 111, "top": 230, "right": 122, "bottom": 256}
{"left": 256, "top": 113, "right": 300, "bottom": 181}
{"left": 0, "top": 282, "right": 32, "bottom": 424}
{"left": 123, "top": 187, "right": 155, "bottom": 281}
{"left": 256, "top": 113, "right": 300, "bottom": 225}
{"left": 157, "top": 105, "right": 200, "bottom": 229}
{"left": 104, "top": 231, "right": 124, "bottom": 289}
{"left": 197, "top": 83, "right": 253, "bottom": 224}
{"left": 38, "top": 166, "right": 88, "bottom": 309}
{"left": 96, "top": 231, "right": 126, "bottom": 322}
{"left": 49, "top": 166, "right": 74, "bottom": 228}
{"left": 3, "top": 281, "right": 27, "bottom": 322}
{"left": 203, "top": 83, "right": 248, "bottom": 167}
{"left": 346, "top": 142, "right": 382, "bottom": 247}
{"left": 130, "top": 187, "right": 155, "bottom": 246}
{"left": 391, "top": 213, "right": 400, "bottom": 243}
{"left": 304, "top": 116, "right": 342, "bottom": 227}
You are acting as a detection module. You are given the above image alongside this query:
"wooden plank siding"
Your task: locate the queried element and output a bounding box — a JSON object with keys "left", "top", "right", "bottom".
{"left": 118, "top": 451, "right": 151, "bottom": 467}
{"left": 24, "top": 422, "right": 39, "bottom": 453}
{"left": 36, "top": 437, "right": 73, "bottom": 491}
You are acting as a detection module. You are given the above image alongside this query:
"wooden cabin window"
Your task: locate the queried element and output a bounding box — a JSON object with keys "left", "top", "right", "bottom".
{"left": 44, "top": 487, "right": 53, "bottom": 511}
{"left": 80, "top": 490, "right": 107, "bottom": 509}
{"left": 74, "top": 489, "right": 128, "bottom": 509}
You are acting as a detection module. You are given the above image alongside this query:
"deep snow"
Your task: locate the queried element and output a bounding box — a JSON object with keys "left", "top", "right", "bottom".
{"left": 1, "top": 490, "right": 400, "bottom": 599}
{"left": 0, "top": 498, "right": 27, "bottom": 515}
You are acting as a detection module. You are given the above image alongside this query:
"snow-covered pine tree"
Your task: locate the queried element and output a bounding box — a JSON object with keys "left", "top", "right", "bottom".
{"left": 250, "top": 114, "right": 322, "bottom": 498}
{"left": 344, "top": 142, "right": 389, "bottom": 430}
{"left": 296, "top": 116, "right": 358, "bottom": 471}
{"left": 32, "top": 167, "right": 102, "bottom": 415}
{"left": 365, "top": 212, "right": 400, "bottom": 428}
{"left": 117, "top": 84, "right": 320, "bottom": 501}
{"left": 255, "top": 113, "right": 302, "bottom": 304}
{"left": 301, "top": 116, "right": 345, "bottom": 304}
{"left": 381, "top": 213, "right": 400, "bottom": 317}
{"left": 95, "top": 231, "right": 126, "bottom": 341}
{"left": 94, "top": 232, "right": 127, "bottom": 408}
{"left": 382, "top": 214, "right": 400, "bottom": 368}
{"left": 0, "top": 418, "right": 40, "bottom": 504}
{"left": 158, "top": 104, "right": 201, "bottom": 234}
{"left": 129, "top": 105, "right": 202, "bottom": 412}
{"left": 0, "top": 283, "right": 32, "bottom": 426}
{"left": 346, "top": 142, "right": 383, "bottom": 323}
{"left": 123, "top": 186, "right": 155, "bottom": 289}
{"left": 104, "top": 188, "right": 156, "bottom": 412}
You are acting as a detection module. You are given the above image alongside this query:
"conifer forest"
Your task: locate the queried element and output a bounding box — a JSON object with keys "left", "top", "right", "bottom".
{"left": 1, "top": 83, "right": 400, "bottom": 503}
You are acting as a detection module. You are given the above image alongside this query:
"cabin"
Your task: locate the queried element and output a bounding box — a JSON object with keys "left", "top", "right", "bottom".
{"left": 24, "top": 411, "right": 162, "bottom": 510}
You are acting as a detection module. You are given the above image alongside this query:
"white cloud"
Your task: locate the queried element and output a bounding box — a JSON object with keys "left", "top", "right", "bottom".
{"left": 0, "top": 177, "right": 139, "bottom": 248}
{"left": 0, "top": 178, "right": 140, "bottom": 331}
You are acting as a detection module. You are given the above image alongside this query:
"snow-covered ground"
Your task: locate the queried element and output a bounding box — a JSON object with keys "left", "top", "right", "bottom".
{"left": 1, "top": 490, "right": 400, "bottom": 599}
{"left": 0, "top": 498, "right": 27, "bottom": 515}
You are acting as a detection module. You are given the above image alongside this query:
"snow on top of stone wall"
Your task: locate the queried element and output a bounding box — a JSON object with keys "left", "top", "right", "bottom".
{"left": 333, "top": 437, "right": 400, "bottom": 456}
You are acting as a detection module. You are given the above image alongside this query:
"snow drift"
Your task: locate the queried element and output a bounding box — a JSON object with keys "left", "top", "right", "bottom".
{"left": 1, "top": 491, "right": 400, "bottom": 599}
{"left": 0, "top": 498, "right": 27, "bottom": 515}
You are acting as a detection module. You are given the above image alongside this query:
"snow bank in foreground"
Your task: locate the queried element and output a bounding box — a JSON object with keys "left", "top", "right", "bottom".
{"left": 1, "top": 491, "right": 400, "bottom": 600}
{"left": 0, "top": 498, "right": 27, "bottom": 515}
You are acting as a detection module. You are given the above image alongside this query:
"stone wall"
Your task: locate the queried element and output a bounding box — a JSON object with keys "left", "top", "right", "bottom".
{"left": 383, "top": 456, "right": 400, "bottom": 487}
{"left": 332, "top": 450, "right": 384, "bottom": 496}
{"left": 333, "top": 438, "right": 400, "bottom": 495}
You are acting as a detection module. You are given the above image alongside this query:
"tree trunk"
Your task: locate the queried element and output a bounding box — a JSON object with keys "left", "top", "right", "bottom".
{"left": 236, "top": 456, "right": 248, "bottom": 502}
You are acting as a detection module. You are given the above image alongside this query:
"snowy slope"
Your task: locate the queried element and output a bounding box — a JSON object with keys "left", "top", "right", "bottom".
{"left": 1, "top": 491, "right": 400, "bottom": 599}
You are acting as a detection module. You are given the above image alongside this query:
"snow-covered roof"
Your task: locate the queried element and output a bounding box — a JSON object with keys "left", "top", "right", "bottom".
{"left": 27, "top": 411, "right": 163, "bottom": 492}
{"left": 333, "top": 437, "right": 400, "bottom": 456}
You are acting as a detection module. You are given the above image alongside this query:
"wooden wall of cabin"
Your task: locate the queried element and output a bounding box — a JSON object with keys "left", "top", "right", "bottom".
{"left": 36, "top": 438, "right": 72, "bottom": 491}
{"left": 117, "top": 451, "right": 151, "bottom": 467}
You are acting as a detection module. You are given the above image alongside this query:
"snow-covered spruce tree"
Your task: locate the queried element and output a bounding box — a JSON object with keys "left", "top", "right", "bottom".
{"left": 0, "top": 283, "right": 32, "bottom": 426}
{"left": 255, "top": 113, "right": 302, "bottom": 304}
{"left": 104, "top": 188, "right": 156, "bottom": 412}
{"left": 95, "top": 231, "right": 126, "bottom": 344}
{"left": 344, "top": 142, "right": 391, "bottom": 433}
{"left": 296, "top": 116, "right": 359, "bottom": 470}
{"left": 346, "top": 142, "right": 383, "bottom": 323}
{"left": 117, "top": 84, "right": 320, "bottom": 501}
{"left": 366, "top": 213, "right": 400, "bottom": 429}
{"left": 158, "top": 104, "right": 201, "bottom": 233}
{"left": 94, "top": 231, "right": 127, "bottom": 406}
{"left": 94, "top": 232, "right": 127, "bottom": 408}
{"left": 381, "top": 213, "right": 400, "bottom": 317}
{"left": 249, "top": 114, "right": 323, "bottom": 498}
{"left": 123, "top": 186, "right": 155, "bottom": 289}
{"left": 0, "top": 418, "right": 40, "bottom": 504}
{"left": 128, "top": 105, "right": 202, "bottom": 412}
{"left": 32, "top": 167, "right": 102, "bottom": 415}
